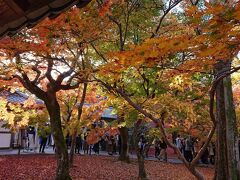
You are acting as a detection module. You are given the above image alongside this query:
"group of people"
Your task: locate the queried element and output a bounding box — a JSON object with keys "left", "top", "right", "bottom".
{"left": 21, "top": 126, "right": 53, "bottom": 153}
{"left": 137, "top": 135, "right": 168, "bottom": 162}
{"left": 66, "top": 134, "right": 100, "bottom": 155}
{"left": 65, "top": 133, "right": 120, "bottom": 156}
{"left": 175, "top": 135, "right": 216, "bottom": 164}
{"left": 138, "top": 134, "right": 215, "bottom": 164}
{"left": 24, "top": 126, "right": 216, "bottom": 165}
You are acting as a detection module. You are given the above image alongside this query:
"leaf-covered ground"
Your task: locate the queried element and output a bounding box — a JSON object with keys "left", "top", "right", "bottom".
{"left": 0, "top": 155, "right": 213, "bottom": 180}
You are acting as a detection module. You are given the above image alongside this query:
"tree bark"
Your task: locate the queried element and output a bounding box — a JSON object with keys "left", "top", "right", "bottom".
{"left": 45, "top": 96, "right": 71, "bottom": 180}
{"left": 215, "top": 61, "right": 240, "bottom": 180}
{"left": 223, "top": 62, "right": 239, "bottom": 180}
{"left": 215, "top": 62, "right": 229, "bottom": 180}
{"left": 118, "top": 127, "right": 130, "bottom": 163}
{"left": 136, "top": 151, "right": 148, "bottom": 180}
{"left": 133, "top": 120, "right": 148, "bottom": 180}
{"left": 215, "top": 77, "right": 228, "bottom": 180}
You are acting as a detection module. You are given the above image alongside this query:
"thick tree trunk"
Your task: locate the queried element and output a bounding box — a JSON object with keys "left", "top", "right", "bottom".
{"left": 215, "top": 61, "right": 239, "bottom": 180}
{"left": 223, "top": 63, "right": 239, "bottom": 180}
{"left": 45, "top": 98, "right": 71, "bottom": 180}
{"left": 215, "top": 62, "right": 229, "bottom": 180}
{"left": 118, "top": 127, "right": 130, "bottom": 163}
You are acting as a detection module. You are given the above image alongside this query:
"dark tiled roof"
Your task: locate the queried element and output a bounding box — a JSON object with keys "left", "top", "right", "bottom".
{"left": 0, "top": 0, "right": 91, "bottom": 37}
{"left": 0, "top": 90, "right": 44, "bottom": 105}
{"left": 0, "top": 90, "right": 116, "bottom": 119}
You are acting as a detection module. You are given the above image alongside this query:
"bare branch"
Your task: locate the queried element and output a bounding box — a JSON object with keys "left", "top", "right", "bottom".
{"left": 58, "top": 82, "right": 81, "bottom": 90}
{"left": 90, "top": 43, "right": 108, "bottom": 63}
{"left": 77, "top": 83, "right": 88, "bottom": 121}
{"left": 108, "top": 15, "right": 124, "bottom": 51}
{"left": 151, "top": 0, "right": 182, "bottom": 38}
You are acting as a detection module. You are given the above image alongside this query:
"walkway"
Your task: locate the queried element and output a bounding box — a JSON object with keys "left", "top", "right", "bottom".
{"left": 0, "top": 146, "right": 213, "bottom": 167}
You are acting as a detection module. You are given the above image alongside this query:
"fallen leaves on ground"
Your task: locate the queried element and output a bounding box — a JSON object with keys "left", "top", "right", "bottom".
{"left": 0, "top": 155, "right": 213, "bottom": 180}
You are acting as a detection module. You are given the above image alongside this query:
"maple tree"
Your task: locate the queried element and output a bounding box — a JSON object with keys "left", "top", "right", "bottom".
{"left": 92, "top": 1, "right": 240, "bottom": 180}
{"left": 0, "top": 0, "right": 117, "bottom": 178}
{"left": 92, "top": 1, "right": 185, "bottom": 178}
{"left": 0, "top": 5, "right": 102, "bottom": 180}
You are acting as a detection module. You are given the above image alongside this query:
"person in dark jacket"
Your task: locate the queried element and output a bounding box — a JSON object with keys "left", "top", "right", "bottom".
{"left": 201, "top": 142, "right": 209, "bottom": 164}
{"left": 38, "top": 126, "right": 50, "bottom": 153}
{"left": 39, "top": 136, "right": 47, "bottom": 153}
{"left": 158, "top": 139, "right": 168, "bottom": 162}
{"left": 93, "top": 141, "right": 100, "bottom": 154}
{"left": 184, "top": 136, "right": 193, "bottom": 162}
{"left": 83, "top": 134, "right": 89, "bottom": 154}
{"left": 75, "top": 134, "right": 82, "bottom": 154}
{"left": 155, "top": 139, "right": 160, "bottom": 158}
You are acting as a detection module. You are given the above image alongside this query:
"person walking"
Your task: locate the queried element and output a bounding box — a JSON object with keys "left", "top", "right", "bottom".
{"left": 83, "top": 134, "right": 89, "bottom": 154}
{"left": 38, "top": 126, "right": 49, "bottom": 153}
{"left": 107, "top": 136, "right": 113, "bottom": 155}
{"left": 193, "top": 138, "right": 200, "bottom": 157}
{"left": 158, "top": 139, "right": 168, "bottom": 162}
{"left": 176, "top": 134, "right": 182, "bottom": 153}
{"left": 209, "top": 142, "right": 215, "bottom": 165}
{"left": 201, "top": 142, "right": 209, "bottom": 164}
{"left": 184, "top": 136, "right": 193, "bottom": 162}
{"left": 75, "top": 134, "right": 82, "bottom": 154}
{"left": 39, "top": 135, "right": 47, "bottom": 153}
{"left": 28, "top": 127, "right": 36, "bottom": 151}
{"left": 93, "top": 141, "right": 100, "bottom": 155}
{"left": 155, "top": 139, "right": 160, "bottom": 158}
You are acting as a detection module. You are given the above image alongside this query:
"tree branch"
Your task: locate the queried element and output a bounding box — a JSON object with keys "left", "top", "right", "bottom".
{"left": 45, "top": 58, "right": 55, "bottom": 84}
{"left": 151, "top": 0, "right": 182, "bottom": 38}
{"left": 90, "top": 43, "right": 108, "bottom": 63}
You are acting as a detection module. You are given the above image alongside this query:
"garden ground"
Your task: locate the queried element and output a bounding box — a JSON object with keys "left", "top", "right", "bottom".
{"left": 0, "top": 155, "right": 214, "bottom": 180}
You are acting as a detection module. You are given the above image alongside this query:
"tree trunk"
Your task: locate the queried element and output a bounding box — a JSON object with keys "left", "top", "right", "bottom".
{"left": 17, "top": 129, "right": 21, "bottom": 155}
{"left": 118, "top": 127, "right": 130, "bottom": 163}
{"left": 223, "top": 62, "right": 239, "bottom": 180}
{"left": 215, "top": 62, "right": 229, "bottom": 180}
{"left": 136, "top": 151, "right": 148, "bottom": 180}
{"left": 69, "top": 83, "right": 87, "bottom": 166}
{"left": 45, "top": 98, "right": 71, "bottom": 180}
{"left": 133, "top": 120, "right": 148, "bottom": 180}
{"left": 215, "top": 61, "right": 240, "bottom": 180}
{"left": 69, "top": 131, "right": 77, "bottom": 166}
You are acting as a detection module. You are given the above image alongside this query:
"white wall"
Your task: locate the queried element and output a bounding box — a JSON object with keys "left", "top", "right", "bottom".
{"left": 0, "top": 121, "right": 11, "bottom": 148}
{"left": 0, "top": 133, "right": 11, "bottom": 148}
